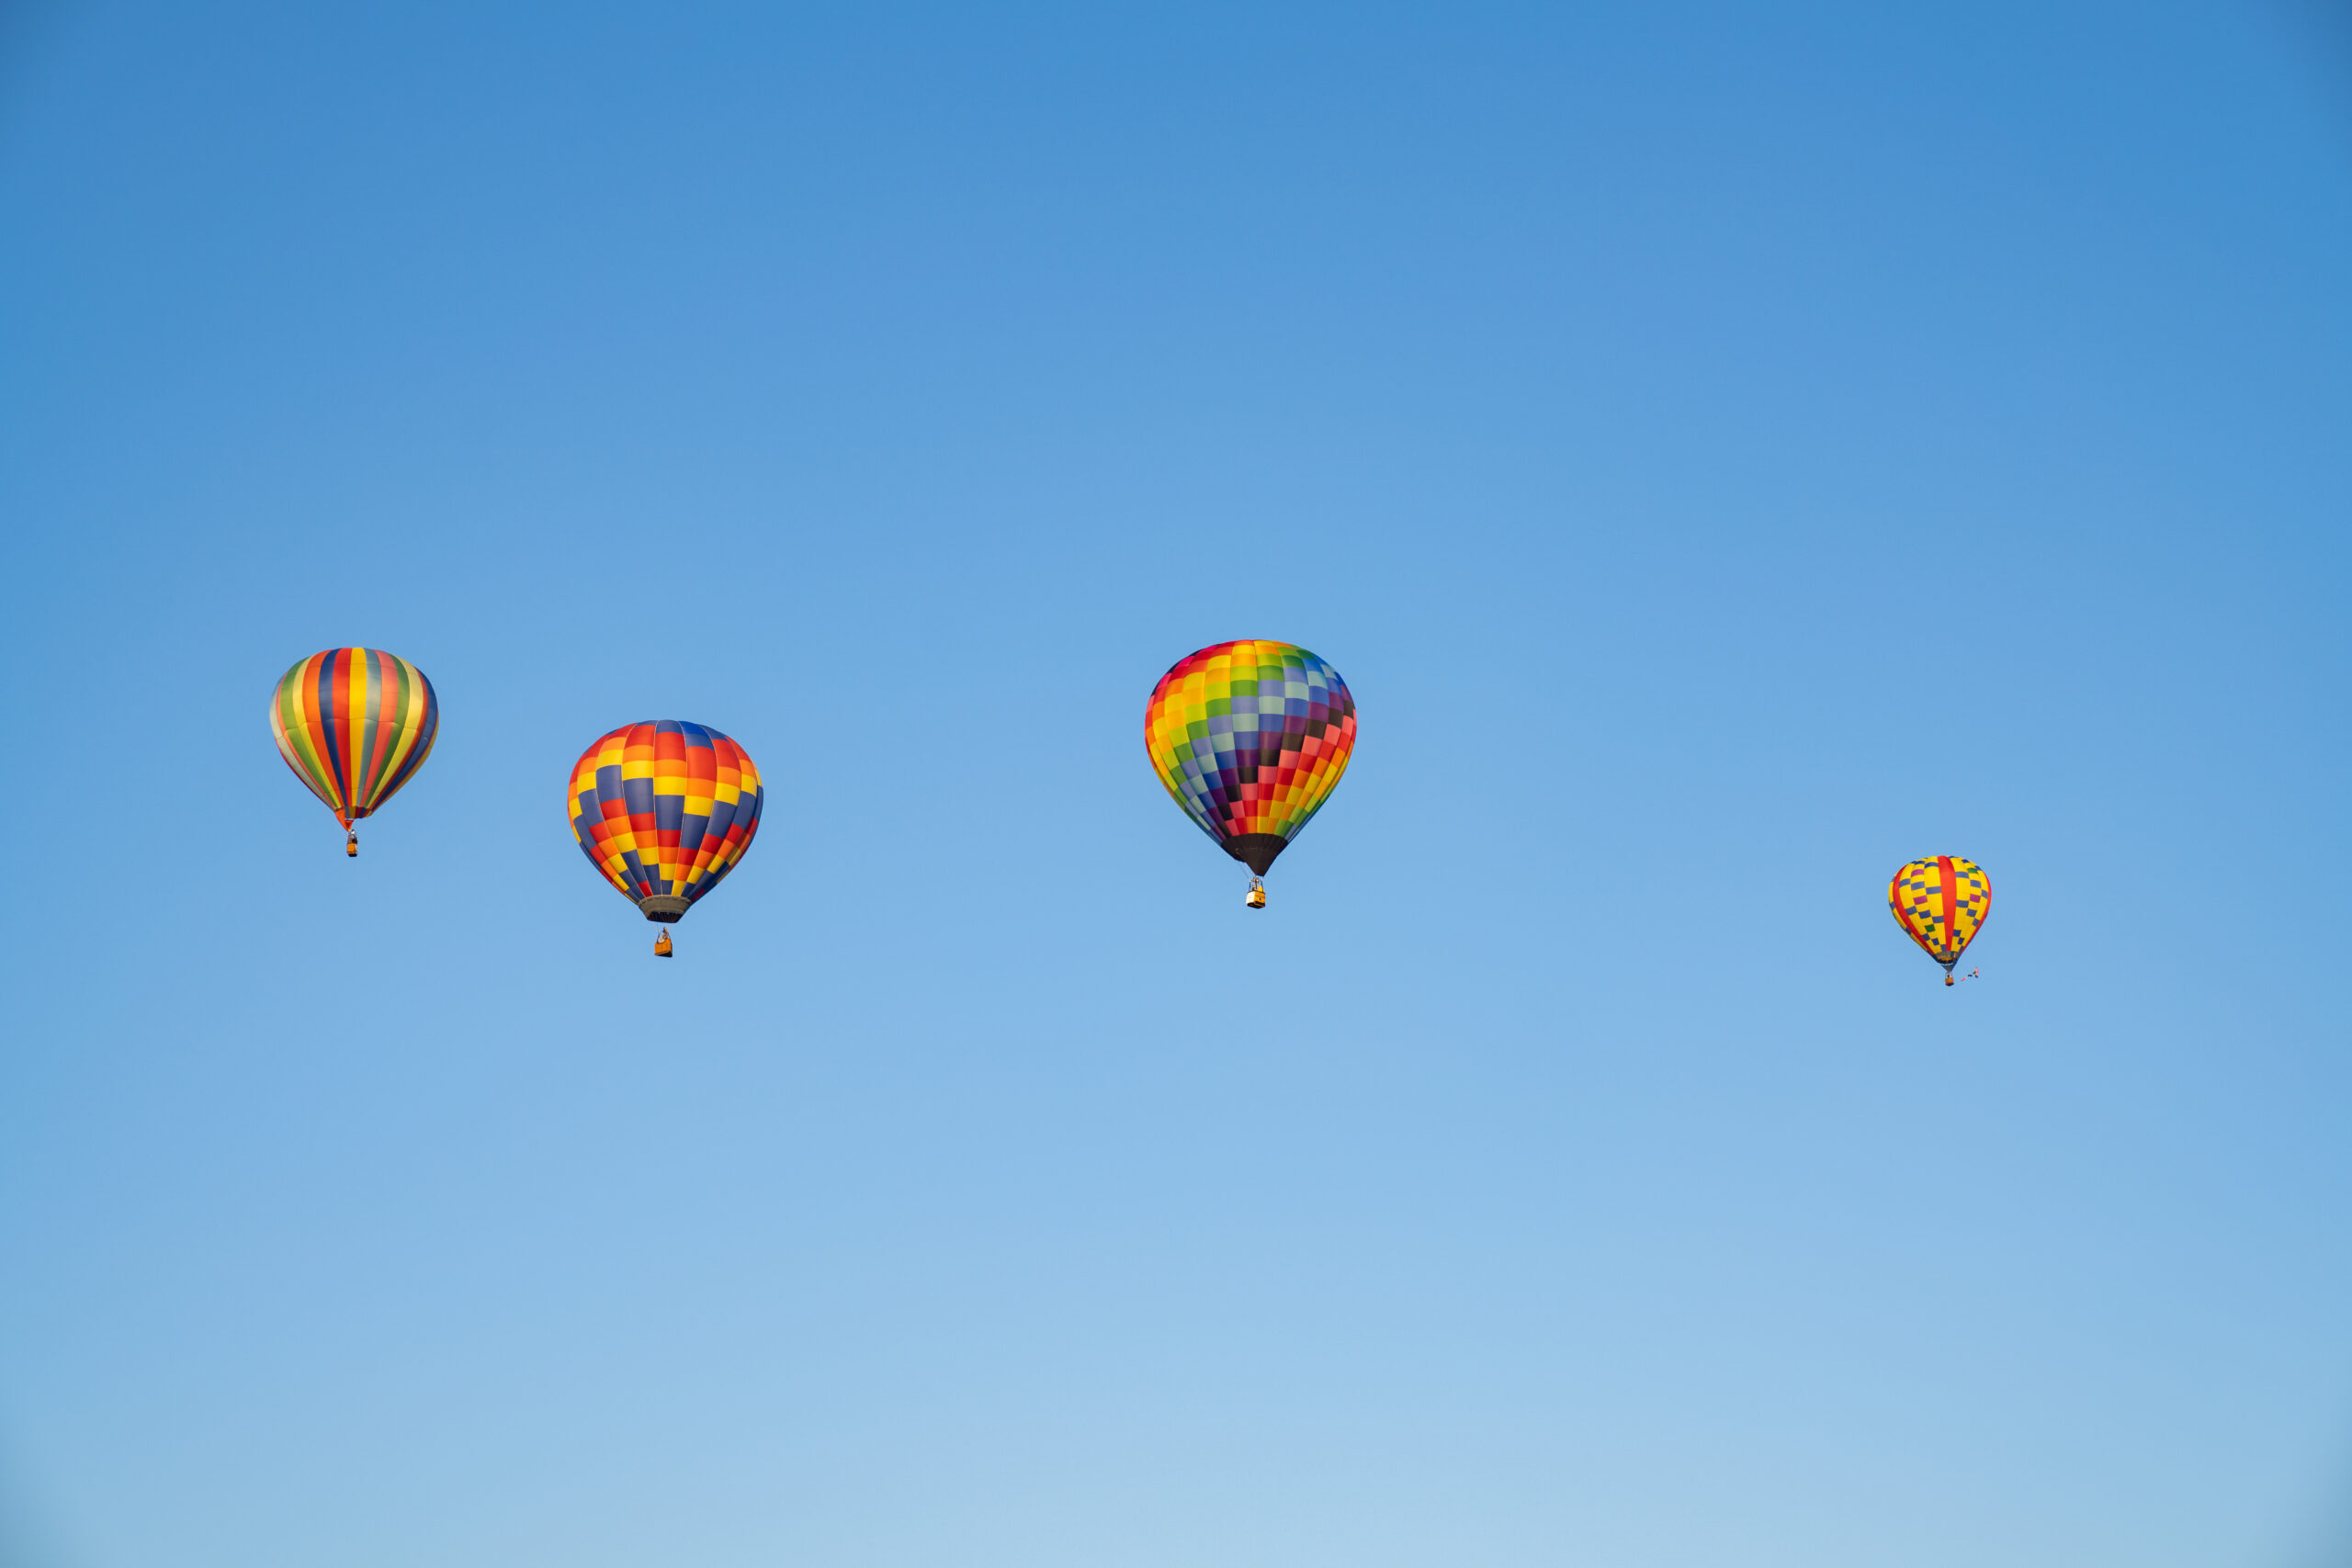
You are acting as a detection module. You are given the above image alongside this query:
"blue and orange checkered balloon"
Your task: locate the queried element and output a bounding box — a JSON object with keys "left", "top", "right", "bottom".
{"left": 1888, "top": 855, "right": 1991, "bottom": 982}
{"left": 569, "top": 721, "right": 763, "bottom": 924}
{"left": 1145, "top": 640, "right": 1356, "bottom": 878}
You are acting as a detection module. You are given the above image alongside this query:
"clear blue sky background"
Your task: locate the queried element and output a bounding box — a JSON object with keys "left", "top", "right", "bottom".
{"left": 3, "top": 2, "right": 2348, "bottom": 1564}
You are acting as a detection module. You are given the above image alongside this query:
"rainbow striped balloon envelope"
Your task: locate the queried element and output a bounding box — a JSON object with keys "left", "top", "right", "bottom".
{"left": 1145, "top": 639, "right": 1356, "bottom": 877}
{"left": 568, "top": 721, "right": 763, "bottom": 924}
{"left": 1888, "top": 855, "right": 1991, "bottom": 978}
{"left": 269, "top": 648, "right": 439, "bottom": 834}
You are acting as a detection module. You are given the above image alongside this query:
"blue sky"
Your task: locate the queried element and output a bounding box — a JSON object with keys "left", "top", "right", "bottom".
{"left": 2, "top": 3, "right": 2348, "bottom": 1564}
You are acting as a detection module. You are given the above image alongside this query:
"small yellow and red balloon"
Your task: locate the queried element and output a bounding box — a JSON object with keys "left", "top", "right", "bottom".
{"left": 1888, "top": 855, "right": 1991, "bottom": 985}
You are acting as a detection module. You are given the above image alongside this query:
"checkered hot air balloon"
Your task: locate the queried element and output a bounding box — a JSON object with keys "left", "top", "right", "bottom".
{"left": 568, "top": 721, "right": 763, "bottom": 955}
{"left": 269, "top": 648, "right": 439, "bottom": 856}
{"left": 1888, "top": 855, "right": 1991, "bottom": 985}
{"left": 1145, "top": 640, "right": 1356, "bottom": 908}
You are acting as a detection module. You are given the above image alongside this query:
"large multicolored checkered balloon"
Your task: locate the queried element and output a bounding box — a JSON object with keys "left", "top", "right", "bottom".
{"left": 1145, "top": 640, "right": 1356, "bottom": 877}
{"left": 569, "top": 722, "right": 764, "bottom": 923}
{"left": 1888, "top": 855, "right": 1991, "bottom": 981}
{"left": 269, "top": 648, "right": 439, "bottom": 833}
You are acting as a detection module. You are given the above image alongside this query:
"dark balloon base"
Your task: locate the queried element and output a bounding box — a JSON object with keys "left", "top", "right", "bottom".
{"left": 1223, "top": 834, "right": 1290, "bottom": 877}
{"left": 640, "top": 896, "right": 691, "bottom": 922}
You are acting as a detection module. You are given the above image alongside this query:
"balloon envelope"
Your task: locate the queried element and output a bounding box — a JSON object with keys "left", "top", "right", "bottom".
{"left": 1888, "top": 855, "right": 1991, "bottom": 971}
{"left": 1145, "top": 639, "right": 1356, "bottom": 876}
{"left": 568, "top": 721, "right": 763, "bottom": 921}
{"left": 269, "top": 648, "right": 438, "bottom": 829}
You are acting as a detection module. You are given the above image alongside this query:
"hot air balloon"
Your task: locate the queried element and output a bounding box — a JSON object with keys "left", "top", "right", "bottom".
{"left": 269, "top": 648, "right": 439, "bottom": 855}
{"left": 1888, "top": 855, "right": 1991, "bottom": 985}
{"left": 568, "top": 721, "right": 763, "bottom": 954}
{"left": 1145, "top": 640, "right": 1356, "bottom": 908}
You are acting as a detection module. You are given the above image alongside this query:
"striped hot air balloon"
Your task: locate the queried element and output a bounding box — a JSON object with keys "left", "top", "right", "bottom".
{"left": 1145, "top": 640, "right": 1356, "bottom": 908}
{"left": 1888, "top": 855, "right": 1991, "bottom": 985}
{"left": 269, "top": 648, "right": 439, "bottom": 854}
{"left": 568, "top": 721, "right": 764, "bottom": 954}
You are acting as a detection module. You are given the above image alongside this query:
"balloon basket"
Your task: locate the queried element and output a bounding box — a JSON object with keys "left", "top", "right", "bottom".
{"left": 345, "top": 830, "right": 357, "bottom": 858}
{"left": 653, "top": 930, "right": 673, "bottom": 958}
{"left": 1245, "top": 878, "right": 1266, "bottom": 910}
